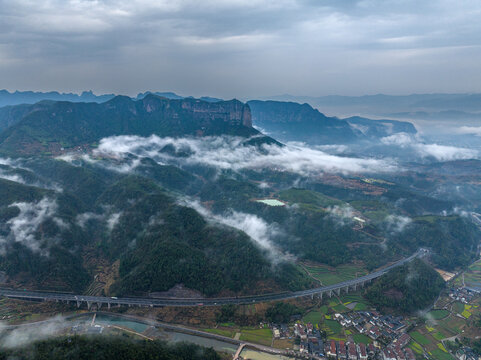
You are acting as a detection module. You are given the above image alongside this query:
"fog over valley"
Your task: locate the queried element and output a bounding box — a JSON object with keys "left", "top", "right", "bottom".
{"left": 1, "top": 1, "right": 481, "bottom": 359}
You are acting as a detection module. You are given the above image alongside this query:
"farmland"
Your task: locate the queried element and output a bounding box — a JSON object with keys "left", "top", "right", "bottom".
{"left": 299, "top": 262, "right": 368, "bottom": 286}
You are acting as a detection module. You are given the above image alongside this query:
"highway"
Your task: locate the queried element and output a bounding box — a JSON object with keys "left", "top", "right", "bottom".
{"left": 0, "top": 249, "right": 426, "bottom": 308}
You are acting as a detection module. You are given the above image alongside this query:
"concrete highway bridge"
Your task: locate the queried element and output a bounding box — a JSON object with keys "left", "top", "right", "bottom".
{"left": 0, "top": 249, "right": 426, "bottom": 309}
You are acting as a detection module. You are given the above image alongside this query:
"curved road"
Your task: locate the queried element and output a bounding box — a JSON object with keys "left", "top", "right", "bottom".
{"left": 0, "top": 249, "right": 426, "bottom": 308}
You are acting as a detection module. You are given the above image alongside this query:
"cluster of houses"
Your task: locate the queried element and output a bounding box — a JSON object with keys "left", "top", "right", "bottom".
{"left": 333, "top": 311, "right": 406, "bottom": 342}
{"left": 455, "top": 346, "right": 481, "bottom": 360}
{"left": 325, "top": 339, "right": 372, "bottom": 359}
{"left": 381, "top": 334, "right": 416, "bottom": 360}
{"left": 293, "top": 323, "right": 325, "bottom": 357}
{"left": 448, "top": 287, "right": 478, "bottom": 304}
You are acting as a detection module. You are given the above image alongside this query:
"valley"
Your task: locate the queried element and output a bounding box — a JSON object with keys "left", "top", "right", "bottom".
{"left": 0, "top": 93, "right": 480, "bottom": 360}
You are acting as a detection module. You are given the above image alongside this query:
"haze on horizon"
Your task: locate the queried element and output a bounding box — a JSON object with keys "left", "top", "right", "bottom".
{"left": 1, "top": 0, "right": 481, "bottom": 99}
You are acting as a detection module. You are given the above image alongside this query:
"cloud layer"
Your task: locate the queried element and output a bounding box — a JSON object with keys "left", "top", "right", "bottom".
{"left": 381, "top": 133, "right": 479, "bottom": 161}
{"left": 93, "top": 134, "right": 395, "bottom": 175}
{"left": 184, "top": 199, "right": 287, "bottom": 262}
{"left": 0, "top": 198, "right": 61, "bottom": 254}
{"left": 1, "top": 1, "right": 481, "bottom": 96}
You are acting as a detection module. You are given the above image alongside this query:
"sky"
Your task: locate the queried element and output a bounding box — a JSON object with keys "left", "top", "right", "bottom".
{"left": 1, "top": 0, "right": 481, "bottom": 99}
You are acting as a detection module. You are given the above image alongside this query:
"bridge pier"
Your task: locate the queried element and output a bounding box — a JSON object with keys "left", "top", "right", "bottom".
{"left": 329, "top": 290, "right": 332, "bottom": 298}
{"left": 87, "top": 301, "right": 92, "bottom": 310}
{"left": 107, "top": 302, "right": 111, "bottom": 310}
{"left": 336, "top": 288, "right": 340, "bottom": 296}
{"left": 345, "top": 286, "right": 349, "bottom": 294}
{"left": 77, "top": 301, "right": 81, "bottom": 308}
{"left": 97, "top": 302, "right": 102, "bottom": 310}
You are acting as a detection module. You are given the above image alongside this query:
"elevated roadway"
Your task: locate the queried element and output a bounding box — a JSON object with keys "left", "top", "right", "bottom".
{"left": 0, "top": 249, "right": 427, "bottom": 309}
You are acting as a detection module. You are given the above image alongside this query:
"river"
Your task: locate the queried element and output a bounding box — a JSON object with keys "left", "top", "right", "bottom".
{"left": 73, "top": 313, "right": 292, "bottom": 359}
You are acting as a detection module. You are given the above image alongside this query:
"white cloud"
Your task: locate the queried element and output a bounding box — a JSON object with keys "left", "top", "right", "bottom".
{"left": 0, "top": 170, "right": 25, "bottom": 184}
{"left": 75, "top": 210, "right": 122, "bottom": 232}
{"left": 0, "top": 158, "right": 63, "bottom": 191}
{"left": 417, "top": 143, "right": 478, "bottom": 161}
{"left": 184, "top": 199, "right": 288, "bottom": 262}
{"left": 326, "top": 205, "right": 355, "bottom": 225}
{"left": 0, "top": 158, "right": 27, "bottom": 184}
{"left": 57, "top": 154, "right": 141, "bottom": 173}
{"left": 456, "top": 126, "right": 481, "bottom": 137}
{"left": 381, "top": 133, "right": 415, "bottom": 146}
{"left": 93, "top": 134, "right": 395, "bottom": 175}
{"left": 75, "top": 212, "right": 104, "bottom": 229}
{"left": 0, "top": 315, "right": 71, "bottom": 348}
{"left": 1, "top": 198, "right": 59, "bottom": 253}
{"left": 385, "top": 214, "right": 412, "bottom": 233}
{"left": 106, "top": 212, "right": 122, "bottom": 231}
{"left": 381, "top": 132, "right": 478, "bottom": 161}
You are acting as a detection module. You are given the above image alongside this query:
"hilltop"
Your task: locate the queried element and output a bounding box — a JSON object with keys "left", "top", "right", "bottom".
{"left": 0, "top": 95, "right": 265, "bottom": 156}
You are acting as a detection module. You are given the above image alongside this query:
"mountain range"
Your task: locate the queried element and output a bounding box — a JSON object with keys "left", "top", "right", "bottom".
{"left": 0, "top": 92, "right": 479, "bottom": 299}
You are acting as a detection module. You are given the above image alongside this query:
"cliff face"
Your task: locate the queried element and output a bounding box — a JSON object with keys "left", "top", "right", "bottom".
{"left": 143, "top": 95, "right": 252, "bottom": 128}
{"left": 247, "top": 100, "right": 359, "bottom": 144}
{"left": 0, "top": 95, "right": 258, "bottom": 156}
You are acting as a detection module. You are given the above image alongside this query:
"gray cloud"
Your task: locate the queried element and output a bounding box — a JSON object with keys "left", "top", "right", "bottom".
{"left": 1, "top": 1, "right": 481, "bottom": 97}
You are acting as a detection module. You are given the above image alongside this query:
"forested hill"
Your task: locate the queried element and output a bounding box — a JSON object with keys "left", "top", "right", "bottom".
{"left": 0, "top": 95, "right": 264, "bottom": 156}
{"left": 0, "top": 336, "right": 221, "bottom": 360}
{"left": 365, "top": 259, "right": 445, "bottom": 314}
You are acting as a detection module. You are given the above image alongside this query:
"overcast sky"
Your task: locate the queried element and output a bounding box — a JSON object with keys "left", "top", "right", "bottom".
{"left": 1, "top": 0, "right": 481, "bottom": 99}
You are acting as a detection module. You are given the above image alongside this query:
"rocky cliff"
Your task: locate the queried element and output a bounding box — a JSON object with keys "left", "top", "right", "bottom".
{"left": 0, "top": 95, "right": 258, "bottom": 156}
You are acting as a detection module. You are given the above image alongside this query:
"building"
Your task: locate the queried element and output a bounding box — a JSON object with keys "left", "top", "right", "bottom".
{"left": 405, "top": 348, "right": 416, "bottom": 360}
{"left": 327, "top": 340, "right": 337, "bottom": 359}
{"left": 358, "top": 343, "right": 368, "bottom": 360}
{"left": 382, "top": 348, "right": 397, "bottom": 360}
{"left": 338, "top": 341, "right": 347, "bottom": 360}
{"left": 368, "top": 343, "right": 376, "bottom": 356}
{"left": 348, "top": 342, "right": 357, "bottom": 360}
{"left": 394, "top": 333, "right": 411, "bottom": 348}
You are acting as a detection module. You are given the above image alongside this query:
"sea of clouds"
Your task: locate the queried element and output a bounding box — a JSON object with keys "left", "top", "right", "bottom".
{"left": 88, "top": 134, "right": 397, "bottom": 175}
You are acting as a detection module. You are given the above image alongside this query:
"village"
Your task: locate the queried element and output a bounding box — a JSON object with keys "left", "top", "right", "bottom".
{"left": 267, "top": 308, "right": 416, "bottom": 360}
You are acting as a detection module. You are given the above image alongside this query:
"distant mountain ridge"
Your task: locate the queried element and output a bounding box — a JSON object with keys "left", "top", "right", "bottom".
{"left": 0, "top": 89, "right": 223, "bottom": 108}
{"left": 0, "top": 90, "right": 418, "bottom": 148}
{"left": 265, "top": 93, "right": 481, "bottom": 117}
{"left": 345, "top": 116, "right": 417, "bottom": 138}
{"left": 0, "top": 95, "right": 260, "bottom": 156}
{"left": 247, "top": 100, "right": 416, "bottom": 145}
{"left": 0, "top": 89, "right": 115, "bottom": 107}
